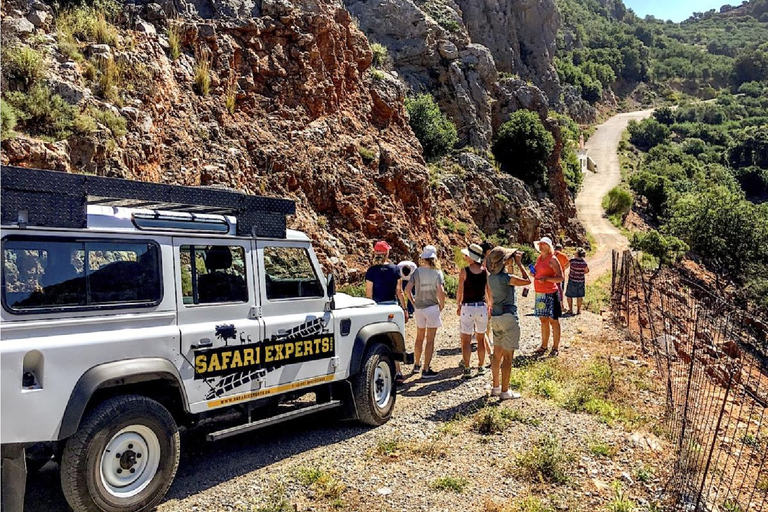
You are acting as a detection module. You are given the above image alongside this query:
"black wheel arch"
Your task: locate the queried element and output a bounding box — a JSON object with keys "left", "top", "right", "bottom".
{"left": 58, "top": 358, "right": 188, "bottom": 441}
{"left": 349, "top": 323, "right": 405, "bottom": 375}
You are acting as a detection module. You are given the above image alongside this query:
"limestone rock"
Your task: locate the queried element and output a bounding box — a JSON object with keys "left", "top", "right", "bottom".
{"left": 2, "top": 17, "right": 35, "bottom": 38}
{"left": 135, "top": 18, "right": 157, "bottom": 36}
{"left": 27, "top": 10, "right": 48, "bottom": 28}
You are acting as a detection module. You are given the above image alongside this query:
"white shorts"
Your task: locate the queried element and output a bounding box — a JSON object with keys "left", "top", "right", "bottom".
{"left": 460, "top": 303, "right": 488, "bottom": 335}
{"left": 415, "top": 305, "right": 442, "bottom": 329}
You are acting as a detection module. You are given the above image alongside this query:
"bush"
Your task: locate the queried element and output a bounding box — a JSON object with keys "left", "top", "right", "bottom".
{"left": 194, "top": 51, "right": 211, "bottom": 96}
{"left": 370, "top": 42, "right": 388, "bottom": 69}
{"left": 4, "top": 83, "right": 77, "bottom": 140}
{"left": 653, "top": 106, "right": 676, "bottom": 126}
{"left": 443, "top": 274, "right": 458, "bottom": 299}
{"left": 492, "top": 110, "right": 554, "bottom": 187}
{"left": 628, "top": 118, "right": 670, "bottom": 151}
{"left": 602, "top": 186, "right": 633, "bottom": 217}
{"left": 89, "top": 108, "right": 127, "bottom": 138}
{"left": 2, "top": 46, "right": 46, "bottom": 91}
{"left": 738, "top": 81, "right": 764, "bottom": 98}
{"left": 630, "top": 230, "right": 688, "bottom": 268}
{"left": 514, "top": 434, "right": 573, "bottom": 484}
{"left": 405, "top": 94, "right": 457, "bottom": 162}
{"left": 562, "top": 147, "right": 584, "bottom": 194}
{"left": 56, "top": 4, "right": 119, "bottom": 47}
{"left": 1, "top": 99, "right": 18, "bottom": 139}
{"left": 629, "top": 171, "right": 671, "bottom": 218}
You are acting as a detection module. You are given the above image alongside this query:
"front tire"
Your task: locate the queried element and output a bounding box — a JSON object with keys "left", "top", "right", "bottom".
{"left": 61, "top": 395, "right": 180, "bottom": 512}
{"left": 352, "top": 343, "right": 396, "bottom": 426}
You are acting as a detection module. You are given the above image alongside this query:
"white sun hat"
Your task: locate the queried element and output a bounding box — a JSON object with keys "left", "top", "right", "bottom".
{"left": 534, "top": 236, "right": 554, "bottom": 253}
{"left": 419, "top": 245, "right": 437, "bottom": 259}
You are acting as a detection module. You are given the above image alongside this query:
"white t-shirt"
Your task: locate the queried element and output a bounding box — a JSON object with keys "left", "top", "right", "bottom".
{"left": 397, "top": 260, "right": 418, "bottom": 281}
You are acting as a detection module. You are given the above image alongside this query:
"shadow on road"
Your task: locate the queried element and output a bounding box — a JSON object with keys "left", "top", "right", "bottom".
{"left": 25, "top": 412, "right": 370, "bottom": 511}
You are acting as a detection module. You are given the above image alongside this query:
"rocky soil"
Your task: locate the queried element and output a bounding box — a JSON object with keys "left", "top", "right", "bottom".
{"left": 1, "top": 0, "right": 586, "bottom": 281}
{"left": 26, "top": 291, "right": 675, "bottom": 512}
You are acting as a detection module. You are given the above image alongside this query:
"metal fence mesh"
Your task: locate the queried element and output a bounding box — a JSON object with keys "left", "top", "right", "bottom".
{"left": 611, "top": 250, "right": 768, "bottom": 511}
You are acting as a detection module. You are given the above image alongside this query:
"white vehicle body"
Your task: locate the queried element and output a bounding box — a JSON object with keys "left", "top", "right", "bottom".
{"left": 0, "top": 167, "right": 406, "bottom": 512}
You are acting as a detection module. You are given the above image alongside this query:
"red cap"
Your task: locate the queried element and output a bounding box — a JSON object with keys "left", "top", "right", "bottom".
{"left": 374, "top": 241, "right": 391, "bottom": 253}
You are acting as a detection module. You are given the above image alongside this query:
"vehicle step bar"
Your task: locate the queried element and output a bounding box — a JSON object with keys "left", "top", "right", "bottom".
{"left": 207, "top": 400, "right": 343, "bottom": 441}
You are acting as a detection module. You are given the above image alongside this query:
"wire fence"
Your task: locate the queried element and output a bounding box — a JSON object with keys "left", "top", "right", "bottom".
{"left": 611, "top": 250, "right": 768, "bottom": 512}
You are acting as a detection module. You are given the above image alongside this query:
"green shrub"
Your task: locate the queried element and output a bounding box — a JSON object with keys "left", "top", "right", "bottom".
{"left": 358, "top": 146, "right": 376, "bottom": 161}
{"left": 2, "top": 46, "right": 46, "bottom": 91}
{"left": 431, "top": 476, "right": 468, "bottom": 492}
{"left": 370, "top": 69, "right": 386, "bottom": 81}
{"left": 630, "top": 230, "right": 688, "bottom": 269}
{"left": 562, "top": 147, "right": 584, "bottom": 194}
{"left": 492, "top": 110, "right": 554, "bottom": 187}
{"left": 608, "top": 482, "right": 636, "bottom": 512}
{"left": 4, "top": 83, "right": 77, "bottom": 140}
{"left": 72, "top": 112, "right": 97, "bottom": 134}
{"left": 56, "top": 4, "right": 119, "bottom": 47}
{"left": 653, "top": 106, "right": 676, "bottom": 126}
{"left": 443, "top": 274, "right": 458, "bottom": 299}
{"left": 338, "top": 282, "right": 366, "bottom": 297}
{"left": 95, "top": 56, "right": 122, "bottom": 104}
{"left": 472, "top": 407, "right": 508, "bottom": 435}
{"left": 514, "top": 434, "right": 573, "bottom": 484}
{"left": 1, "top": 99, "right": 19, "bottom": 139}
{"left": 405, "top": 93, "right": 457, "bottom": 161}
{"left": 89, "top": 108, "right": 127, "bottom": 137}
{"left": 627, "top": 118, "right": 670, "bottom": 151}
{"left": 629, "top": 171, "right": 670, "bottom": 218}
{"left": 602, "top": 186, "right": 633, "bottom": 217}
{"left": 370, "top": 42, "right": 388, "bottom": 68}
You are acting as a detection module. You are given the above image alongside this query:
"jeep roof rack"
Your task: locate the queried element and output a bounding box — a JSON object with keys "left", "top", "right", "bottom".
{"left": 0, "top": 166, "right": 295, "bottom": 238}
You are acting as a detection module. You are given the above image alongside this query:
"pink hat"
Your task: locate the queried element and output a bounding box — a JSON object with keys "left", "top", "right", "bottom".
{"left": 374, "top": 241, "right": 392, "bottom": 253}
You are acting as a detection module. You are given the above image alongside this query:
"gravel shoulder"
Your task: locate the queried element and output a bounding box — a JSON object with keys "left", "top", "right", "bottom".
{"left": 26, "top": 293, "right": 674, "bottom": 512}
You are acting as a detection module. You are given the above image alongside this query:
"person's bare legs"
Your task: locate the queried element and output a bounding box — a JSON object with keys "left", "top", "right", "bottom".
{"left": 551, "top": 319, "right": 561, "bottom": 351}
{"left": 491, "top": 346, "right": 503, "bottom": 388}
{"left": 414, "top": 327, "right": 425, "bottom": 368}
{"left": 424, "top": 327, "right": 437, "bottom": 370}
{"left": 538, "top": 317, "right": 550, "bottom": 351}
{"left": 460, "top": 333, "right": 472, "bottom": 368}
{"left": 500, "top": 349, "right": 514, "bottom": 393}
{"left": 476, "top": 332, "right": 486, "bottom": 367}
{"left": 576, "top": 297, "right": 583, "bottom": 314}
{"left": 567, "top": 296, "right": 573, "bottom": 314}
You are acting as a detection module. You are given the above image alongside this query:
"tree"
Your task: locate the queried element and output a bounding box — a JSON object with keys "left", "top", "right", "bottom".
{"left": 405, "top": 94, "right": 458, "bottom": 162}
{"left": 734, "top": 44, "right": 768, "bottom": 85}
{"left": 629, "top": 171, "right": 671, "bottom": 218}
{"left": 653, "top": 106, "right": 675, "bottom": 126}
{"left": 628, "top": 118, "right": 670, "bottom": 150}
{"left": 630, "top": 230, "right": 688, "bottom": 269}
{"left": 727, "top": 125, "right": 768, "bottom": 169}
{"left": 492, "top": 110, "right": 554, "bottom": 187}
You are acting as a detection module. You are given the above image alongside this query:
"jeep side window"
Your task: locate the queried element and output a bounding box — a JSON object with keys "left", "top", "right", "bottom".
{"left": 180, "top": 245, "right": 247, "bottom": 304}
{"left": 263, "top": 246, "right": 323, "bottom": 300}
{"left": 2, "top": 238, "right": 161, "bottom": 312}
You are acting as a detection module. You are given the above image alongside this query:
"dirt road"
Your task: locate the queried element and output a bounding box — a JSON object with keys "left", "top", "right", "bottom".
{"left": 576, "top": 109, "right": 654, "bottom": 275}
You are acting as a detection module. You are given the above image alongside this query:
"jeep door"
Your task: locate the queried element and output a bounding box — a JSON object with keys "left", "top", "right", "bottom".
{"left": 254, "top": 240, "right": 336, "bottom": 389}
{"left": 174, "top": 239, "right": 264, "bottom": 412}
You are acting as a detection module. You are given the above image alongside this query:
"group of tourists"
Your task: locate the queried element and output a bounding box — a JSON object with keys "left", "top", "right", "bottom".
{"left": 364, "top": 237, "right": 589, "bottom": 398}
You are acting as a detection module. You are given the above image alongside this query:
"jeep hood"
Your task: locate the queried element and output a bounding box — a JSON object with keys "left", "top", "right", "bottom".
{"left": 333, "top": 293, "right": 376, "bottom": 309}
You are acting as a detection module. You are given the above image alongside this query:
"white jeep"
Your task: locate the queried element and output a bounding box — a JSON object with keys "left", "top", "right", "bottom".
{"left": 0, "top": 166, "right": 406, "bottom": 512}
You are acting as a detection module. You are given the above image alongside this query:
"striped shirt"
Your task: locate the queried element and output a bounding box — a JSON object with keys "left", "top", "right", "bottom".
{"left": 568, "top": 258, "right": 588, "bottom": 283}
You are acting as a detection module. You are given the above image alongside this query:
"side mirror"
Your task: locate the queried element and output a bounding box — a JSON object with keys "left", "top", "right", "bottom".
{"left": 326, "top": 273, "right": 336, "bottom": 297}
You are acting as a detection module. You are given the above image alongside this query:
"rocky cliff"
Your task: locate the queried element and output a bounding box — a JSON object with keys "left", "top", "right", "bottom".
{"left": 1, "top": 0, "right": 584, "bottom": 279}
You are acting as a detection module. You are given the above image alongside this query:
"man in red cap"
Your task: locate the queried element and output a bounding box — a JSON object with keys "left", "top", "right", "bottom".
{"left": 366, "top": 240, "right": 408, "bottom": 383}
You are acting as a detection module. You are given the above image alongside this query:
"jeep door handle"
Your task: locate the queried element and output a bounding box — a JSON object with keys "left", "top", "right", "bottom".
{"left": 192, "top": 339, "right": 213, "bottom": 349}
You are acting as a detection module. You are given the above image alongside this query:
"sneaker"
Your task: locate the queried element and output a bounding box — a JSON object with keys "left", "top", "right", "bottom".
{"left": 489, "top": 386, "right": 501, "bottom": 397}
{"left": 462, "top": 368, "right": 473, "bottom": 379}
{"left": 476, "top": 366, "right": 487, "bottom": 376}
{"left": 421, "top": 368, "right": 438, "bottom": 379}
{"left": 458, "top": 359, "right": 465, "bottom": 368}
{"left": 395, "top": 373, "right": 405, "bottom": 385}
{"left": 499, "top": 390, "right": 522, "bottom": 401}
{"left": 412, "top": 364, "right": 421, "bottom": 374}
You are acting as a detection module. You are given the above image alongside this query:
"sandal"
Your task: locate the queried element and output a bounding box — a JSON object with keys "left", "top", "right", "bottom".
{"left": 533, "top": 346, "right": 548, "bottom": 356}
{"left": 550, "top": 348, "right": 559, "bottom": 357}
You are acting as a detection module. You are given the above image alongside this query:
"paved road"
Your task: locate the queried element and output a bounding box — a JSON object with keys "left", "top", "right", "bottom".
{"left": 576, "top": 109, "right": 654, "bottom": 276}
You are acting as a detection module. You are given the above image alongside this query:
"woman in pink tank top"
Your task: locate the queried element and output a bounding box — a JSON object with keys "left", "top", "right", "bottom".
{"left": 532, "top": 237, "right": 564, "bottom": 356}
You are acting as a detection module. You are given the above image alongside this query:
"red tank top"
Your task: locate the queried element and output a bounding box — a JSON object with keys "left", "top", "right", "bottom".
{"left": 534, "top": 254, "right": 558, "bottom": 294}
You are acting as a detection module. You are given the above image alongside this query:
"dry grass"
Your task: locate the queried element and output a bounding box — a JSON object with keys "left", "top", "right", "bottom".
{"left": 194, "top": 48, "right": 212, "bottom": 96}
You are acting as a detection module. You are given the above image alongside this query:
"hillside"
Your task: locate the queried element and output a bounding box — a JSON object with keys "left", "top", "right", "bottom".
{"left": 0, "top": 0, "right": 587, "bottom": 281}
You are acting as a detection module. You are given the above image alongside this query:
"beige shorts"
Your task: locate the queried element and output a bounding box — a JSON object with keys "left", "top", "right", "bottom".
{"left": 492, "top": 313, "right": 520, "bottom": 351}
{"left": 415, "top": 305, "right": 442, "bottom": 329}
{"left": 460, "top": 304, "right": 488, "bottom": 334}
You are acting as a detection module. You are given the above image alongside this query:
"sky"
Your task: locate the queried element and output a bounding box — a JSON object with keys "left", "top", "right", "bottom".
{"left": 623, "top": 0, "right": 730, "bottom": 22}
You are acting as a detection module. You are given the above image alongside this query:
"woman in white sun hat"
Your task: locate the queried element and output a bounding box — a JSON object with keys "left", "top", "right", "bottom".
{"left": 456, "top": 243, "right": 492, "bottom": 379}
{"left": 532, "top": 236, "right": 564, "bottom": 356}
{"left": 404, "top": 245, "right": 446, "bottom": 379}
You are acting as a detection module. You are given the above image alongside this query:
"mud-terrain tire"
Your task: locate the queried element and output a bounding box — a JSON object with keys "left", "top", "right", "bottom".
{"left": 60, "top": 395, "right": 180, "bottom": 512}
{"left": 352, "top": 343, "right": 396, "bottom": 426}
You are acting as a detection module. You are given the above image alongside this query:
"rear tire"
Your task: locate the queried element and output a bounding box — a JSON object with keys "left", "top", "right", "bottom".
{"left": 61, "top": 395, "right": 180, "bottom": 512}
{"left": 352, "top": 343, "right": 396, "bottom": 426}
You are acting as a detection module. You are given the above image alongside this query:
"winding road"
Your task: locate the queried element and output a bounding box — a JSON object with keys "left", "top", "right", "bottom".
{"left": 576, "top": 109, "right": 654, "bottom": 275}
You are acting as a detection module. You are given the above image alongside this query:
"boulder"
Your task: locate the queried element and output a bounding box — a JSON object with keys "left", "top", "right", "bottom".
{"left": 26, "top": 10, "right": 48, "bottom": 28}
{"left": 2, "top": 17, "right": 35, "bottom": 38}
